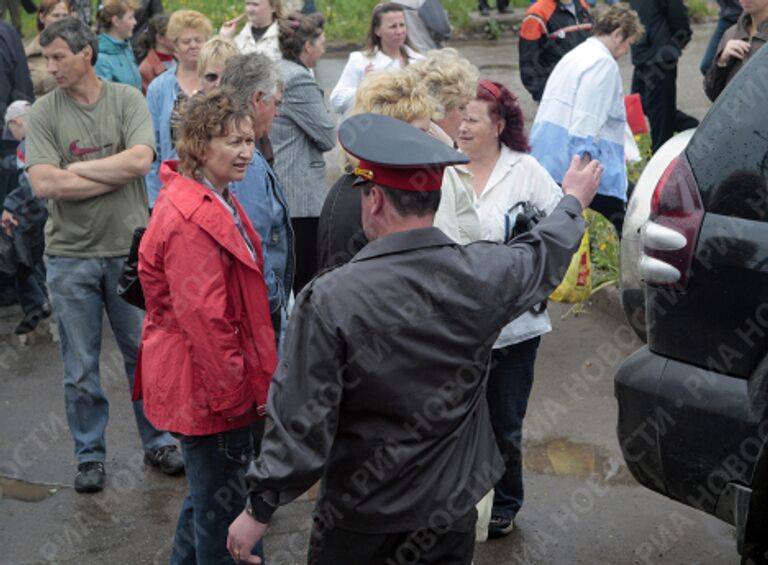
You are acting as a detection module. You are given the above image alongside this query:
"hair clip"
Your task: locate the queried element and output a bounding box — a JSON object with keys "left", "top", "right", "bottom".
{"left": 288, "top": 19, "right": 301, "bottom": 29}
{"left": 479, "top": 79, "right": 503, "bottom": 104}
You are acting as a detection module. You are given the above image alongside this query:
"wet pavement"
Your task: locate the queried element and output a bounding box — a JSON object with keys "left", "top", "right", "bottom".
{"left": 0, "top": 22, "right": 739, "bottom": 565}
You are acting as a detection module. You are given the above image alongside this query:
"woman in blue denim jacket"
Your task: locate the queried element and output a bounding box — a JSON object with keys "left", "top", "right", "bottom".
{"left": 145, "top": 10, "right": 212, "bottom": 207}
{"left": 230, "top": 77, "right": 294, "bottom": 347}
{"left": 231, "top": 148, "right": 294, "bottom": 348}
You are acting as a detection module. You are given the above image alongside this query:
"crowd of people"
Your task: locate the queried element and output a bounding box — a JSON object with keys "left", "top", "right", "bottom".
{"left": 1, "top": 0, "right": 766, "bottom": 563}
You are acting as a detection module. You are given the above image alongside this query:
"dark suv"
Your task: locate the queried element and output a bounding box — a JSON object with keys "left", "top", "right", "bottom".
{"left": 615, "top": 45, "right": 768, "bottom": 562}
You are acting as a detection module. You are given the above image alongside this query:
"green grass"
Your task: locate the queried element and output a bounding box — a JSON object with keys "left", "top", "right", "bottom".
{"left": 687, "top": 0, "right": 717, "bottom": 23}
{"left": 15, "top": 0, "right": 533, "bottom": 41}
{"left": 12, "top": 0, "right": 722, "bottom": 42}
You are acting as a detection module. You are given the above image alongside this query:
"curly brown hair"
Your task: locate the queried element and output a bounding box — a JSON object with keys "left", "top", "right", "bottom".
{"left": 591, "top": 4, "right": 644, "bottom": 41}
{"left": 175, "top": 90, "right": 255, "bottom": 181}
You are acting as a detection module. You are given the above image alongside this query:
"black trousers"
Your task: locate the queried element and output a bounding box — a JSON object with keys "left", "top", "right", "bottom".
{"left": 307, "top": 516, "right": 476, "bottom": 565}
{"left": 632, "top": 61, "right": 699, "bottom": 154}
{"left": 479, "top": 0, "right": 509, "bottom": 10}
{"left": 590, "top": 193, "right": 626, "bottom": 237}
{"left": 291, "top": 216, "right": 320, "bottom": 295}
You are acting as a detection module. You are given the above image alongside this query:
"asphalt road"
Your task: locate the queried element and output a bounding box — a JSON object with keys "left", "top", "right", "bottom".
{"left": 0, "top": 22, "right": 739, "bottom": 565}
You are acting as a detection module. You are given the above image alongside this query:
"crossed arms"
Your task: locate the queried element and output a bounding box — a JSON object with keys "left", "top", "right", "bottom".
{"left": 28, "top": 145, "right": 154, "bottom": 201}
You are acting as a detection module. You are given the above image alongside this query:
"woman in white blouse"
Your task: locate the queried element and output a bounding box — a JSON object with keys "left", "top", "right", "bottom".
{"left": 329, "top": 2, "right": 423, "bottom": 114}
{"left": 220, "top": 0, "right": 283, "bottom": 61}
{"left": 455, "top": 79, "right": 563, "bottom": 540}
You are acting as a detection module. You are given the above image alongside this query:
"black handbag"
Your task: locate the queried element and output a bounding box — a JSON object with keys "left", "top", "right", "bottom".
{"left": 505, "top": 202, "right": 548, "bottom": 314}
{"left": 116, "top": 227, "right": 146, "bottom": 310}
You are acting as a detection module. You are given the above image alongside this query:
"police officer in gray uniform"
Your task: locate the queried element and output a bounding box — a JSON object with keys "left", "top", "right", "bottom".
{"left": 227, "top": 114, "right": 603, "bottom": 565}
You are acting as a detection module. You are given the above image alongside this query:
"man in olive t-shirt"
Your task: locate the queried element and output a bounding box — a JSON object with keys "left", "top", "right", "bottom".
{"left": 25, "top": 18, "right": 183, "bottom": 494}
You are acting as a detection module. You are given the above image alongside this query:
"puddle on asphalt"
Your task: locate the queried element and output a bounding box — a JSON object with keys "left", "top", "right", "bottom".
{"left": 524, "top": 438, "right": 635, "bottom": 486}
{"left": 0, "top": 476, "right": 61, "bottom": 502}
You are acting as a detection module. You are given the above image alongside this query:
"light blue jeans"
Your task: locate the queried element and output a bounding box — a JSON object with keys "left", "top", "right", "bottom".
{"left": 46, "top": 256, "right": 174, "bottom": 464}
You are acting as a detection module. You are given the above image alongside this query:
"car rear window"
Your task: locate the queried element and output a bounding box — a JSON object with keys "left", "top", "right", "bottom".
{"left": 686, "top": 46, "right": 768, "bottom": 221}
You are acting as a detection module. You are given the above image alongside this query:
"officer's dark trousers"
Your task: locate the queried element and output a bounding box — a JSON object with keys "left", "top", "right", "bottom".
{"left": 307, "top": 512, "right": 476, "bottom": 565}
{"left": 632, "top": 61, "right": 699, "bottom": 154}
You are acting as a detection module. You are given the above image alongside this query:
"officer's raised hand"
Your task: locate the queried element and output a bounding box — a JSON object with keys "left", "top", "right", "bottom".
{"left": 561, "top": 155, "right": 604, "bottom": 209}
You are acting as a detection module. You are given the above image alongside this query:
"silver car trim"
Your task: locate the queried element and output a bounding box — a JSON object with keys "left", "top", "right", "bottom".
{"left": 642, "top": 221, "right": 687, "bottom": 251}
{"left": 638, "top": 254, "right": 681, "bottom": 284}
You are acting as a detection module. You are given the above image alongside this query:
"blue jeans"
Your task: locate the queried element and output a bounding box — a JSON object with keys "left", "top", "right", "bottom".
{"left": 171, "top": 422, "right": 266, "bottom": 565}
{"left": 700, "top": 16, "right": 737, "bottom": 74}
{"left": 46, "top": 256, "right": 174, "bottom": 464}
{"left": 17, "top": 259, "right": 47, "bottom": 316}
{"left": 486, "top": 336, "right": 541, "bottom": 520}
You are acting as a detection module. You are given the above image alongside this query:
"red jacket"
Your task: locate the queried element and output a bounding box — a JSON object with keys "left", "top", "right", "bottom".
{"left": 134, "top": 161, "right": 277, "bottom": 436}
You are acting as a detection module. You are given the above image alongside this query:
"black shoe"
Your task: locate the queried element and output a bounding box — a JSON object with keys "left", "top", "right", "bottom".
{"left": 488, "top": 515, "right": 515, "bottom": 539}
{"left": 144, "top": 445, "right": 185, "bottom": 476}
{"left": 74, "top": 462, "right": 105, "bottom": 493}
{"left": 480, "top": 6, "right": 490, "bottom": 16}
{"left": 13, "top": 305, "right": 51, "bottom": 335}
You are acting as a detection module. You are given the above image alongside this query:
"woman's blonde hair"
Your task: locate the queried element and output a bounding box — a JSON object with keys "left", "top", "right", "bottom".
{"left": 352, "top": 70, "right": 433, "bottom": 122}
{"left": 197, "top": 36, "right": 239, "bottom": 77}
{"left": 166, "top": 10, "right": 213, "bottom": 43}
{"left": 406, "top": 48, "right": 478, "bottom": 120}
{"left": 97, "top": 0, "right": 139, "bottom": 32}
{"left": 266, "top": 0, "right": 284, "bottom": 21}
{"left": 344, "top": 70, "right": 433, "bottom": 170}
{"left": 175, "top": 90, "right": 254, "bottom": 181}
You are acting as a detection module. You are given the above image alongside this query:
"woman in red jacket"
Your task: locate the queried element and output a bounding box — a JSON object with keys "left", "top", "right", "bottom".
{"left": 136, "top": 90, "right": 277, "bottom": 564}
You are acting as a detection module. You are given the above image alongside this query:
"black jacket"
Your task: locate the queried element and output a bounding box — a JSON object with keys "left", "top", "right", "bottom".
{"left": 0, "top": 144, "right": 46, "bottom": 276}
{"left": 0, "top": 21, "right": 34, "bottom": 123}
{"left": 519, "top": 0, "right": 593, "bottom": 102}
{"left": 630, "top": 0, "right": 692, "bottom": 66}
{"left": 718, "top": 0, "right": 742, "bottom": 23}
{"left": 245, "top": 196, "right": 587, "bottom": 532}
{"left": 316, "top": 173, "right": 368, "bottom": 270}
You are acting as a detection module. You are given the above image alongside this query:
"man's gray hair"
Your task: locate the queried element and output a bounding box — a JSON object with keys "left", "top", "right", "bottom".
{"left": 220, "top": 53, "right": 280, "bottom": 105}
{"left": 40, "top": 17, "right": 99, "bottom": 65}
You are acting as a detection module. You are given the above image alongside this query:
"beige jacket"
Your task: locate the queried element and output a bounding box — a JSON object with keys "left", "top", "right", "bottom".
{"left": 25, "top": 35, "right": 57, "bottom": 97}
{"left": 234, "top": 20, "right": 281, "bottom": 61}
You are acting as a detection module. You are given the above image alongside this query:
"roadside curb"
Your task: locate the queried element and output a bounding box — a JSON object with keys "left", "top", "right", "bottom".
{"left": 588, "top": 285, "right": 626, "bottom": 325}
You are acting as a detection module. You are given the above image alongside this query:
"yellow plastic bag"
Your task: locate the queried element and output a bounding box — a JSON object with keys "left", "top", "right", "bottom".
{"left": 550, "top": 217, "right": 591, "bottom": 303}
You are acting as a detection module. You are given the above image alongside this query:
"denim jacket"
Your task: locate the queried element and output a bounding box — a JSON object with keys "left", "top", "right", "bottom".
{"left": 145, "top": 69, "right": 181, "bottom": 207}
{"left": 231, "top": 150, "right": 294, "bottom": 314}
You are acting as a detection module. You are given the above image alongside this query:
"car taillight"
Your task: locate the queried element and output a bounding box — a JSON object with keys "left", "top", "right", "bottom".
{"left": 639, "top": 156, "right": 703, "bottom": 289}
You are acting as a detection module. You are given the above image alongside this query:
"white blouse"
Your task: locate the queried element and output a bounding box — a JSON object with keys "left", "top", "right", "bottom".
{"left": 457, "top": 146, "right": 564, "bottom": 348}
{"left": 329, "top": 46, "right": 423, "bottom": 114}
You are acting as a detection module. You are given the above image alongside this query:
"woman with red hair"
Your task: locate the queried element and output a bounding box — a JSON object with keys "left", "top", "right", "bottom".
{"left": 456, "top": 79, "right": 563, "bottom": 539}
